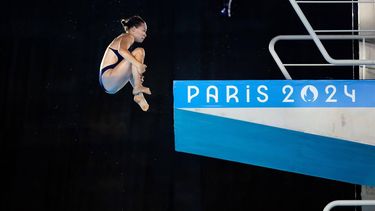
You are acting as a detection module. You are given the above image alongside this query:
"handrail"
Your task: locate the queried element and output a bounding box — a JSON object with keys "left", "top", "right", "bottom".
{"left": 315, "top": 29, "right": 375, "bottom": 33}
{"left": 289, "top": 0, "right": 375, "bottom": 65}
{"left": 269, "top": 35, "right": 375, "bottom": 79}
{"left": 323, "top": 200, "right": 375, "bottom": 211}
{"left": 296, "top": 1, "right": 375, "bottom": 3}
{"left": 268, "top": 0, "right": 375, "bottom": 79}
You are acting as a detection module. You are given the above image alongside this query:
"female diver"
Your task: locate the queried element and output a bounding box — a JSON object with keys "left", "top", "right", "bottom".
{"left": 99, "top": 15, "right": 151, "bottom": 111}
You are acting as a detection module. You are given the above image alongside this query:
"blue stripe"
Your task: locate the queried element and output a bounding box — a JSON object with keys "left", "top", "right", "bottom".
{"left": 174, "top": 109, "right": 375, "bottom": 186}
{"left": 173, "top": 80, "right": 375, "bottom": 108}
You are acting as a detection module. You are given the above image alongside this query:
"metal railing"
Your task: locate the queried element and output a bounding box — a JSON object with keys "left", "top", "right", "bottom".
{"left": 323, "top": 200, "right": 375, "bottom": 211}
{"left": 269, "top": 0, "right": 375, "bottom": 79}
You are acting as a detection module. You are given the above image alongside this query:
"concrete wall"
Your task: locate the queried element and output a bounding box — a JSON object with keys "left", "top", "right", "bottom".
{"left": 359, "top": 3, "right": 375, "bottom": 210}
{"left": 359, "top": 3, "right": 375, "bottom": 79}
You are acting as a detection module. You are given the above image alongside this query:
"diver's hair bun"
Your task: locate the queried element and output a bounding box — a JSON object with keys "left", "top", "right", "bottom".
{"left": 120, "top": 19, "right": 127, "bottom": 27}
{"left": 120, "top": 16, "right": 145, "bottom": 32}
{"left": 120, "top": 18, "right": 128, "bottom": 31}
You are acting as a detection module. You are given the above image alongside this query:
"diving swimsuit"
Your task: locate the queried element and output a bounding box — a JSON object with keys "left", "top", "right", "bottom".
{"left": 99, "top": 47, "right": 124, "bottom": 92}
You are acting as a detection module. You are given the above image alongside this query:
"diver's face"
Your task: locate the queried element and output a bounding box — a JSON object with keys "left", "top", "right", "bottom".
{"left": 131, "top": 23, "right": 147, "bottom": 43}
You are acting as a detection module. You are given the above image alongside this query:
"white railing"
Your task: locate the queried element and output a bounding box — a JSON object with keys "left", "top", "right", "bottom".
{"left": 323, "top": 200, "right": 375, "bottom": 211}
{"left": 269, "top": 0, "right": 375, "bottom": 79}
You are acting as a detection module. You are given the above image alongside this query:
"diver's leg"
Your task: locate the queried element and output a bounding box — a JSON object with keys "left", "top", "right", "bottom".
{"left": 101, "top": 60, "right": 132, "bottom": 94}
{"left": 133, "top": 93, "right": 149, "bottom": 112}
{"left": 131, "top": 48, "right": 151, "bottom": 95}
{"left": 129, "top": 72, "right": 149, "bottom": 112}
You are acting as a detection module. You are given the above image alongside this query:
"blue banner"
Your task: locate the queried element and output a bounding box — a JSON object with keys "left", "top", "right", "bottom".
{"left": 174, "top": 80, "right": 375, "bottom": 108}
{"left": 174, "top": 80, "right": 375, "bottom": 185}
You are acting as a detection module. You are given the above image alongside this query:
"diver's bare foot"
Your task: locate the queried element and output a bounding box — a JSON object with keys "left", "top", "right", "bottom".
{"left": 133, "top": 86, "right": 152, "bottom": 95}
{"left": 134, "top": 94, "right": 149, "bottom": 112}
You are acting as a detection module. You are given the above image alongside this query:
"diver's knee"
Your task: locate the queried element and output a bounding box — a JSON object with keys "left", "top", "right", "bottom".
{"left": 132, "top": 47, "right": 145, "bottom": 58}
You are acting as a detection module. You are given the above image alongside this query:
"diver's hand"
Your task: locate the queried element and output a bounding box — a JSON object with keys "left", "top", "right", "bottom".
{"left": 135, "top": 63, "right": 147, "bottom": 74}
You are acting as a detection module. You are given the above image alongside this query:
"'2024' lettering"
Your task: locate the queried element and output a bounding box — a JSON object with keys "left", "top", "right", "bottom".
{"left": 282, "top": 85, "right": 356, "bottom": 103}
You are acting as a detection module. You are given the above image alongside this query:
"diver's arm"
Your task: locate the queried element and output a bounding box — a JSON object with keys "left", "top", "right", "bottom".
{"left": 118, "top": 35, "right": 146, "bottom": 70}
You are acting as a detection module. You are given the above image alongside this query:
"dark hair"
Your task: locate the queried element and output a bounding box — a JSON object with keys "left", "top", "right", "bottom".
{"left": 120, "top": 16, "right": 145, "bottom": 32}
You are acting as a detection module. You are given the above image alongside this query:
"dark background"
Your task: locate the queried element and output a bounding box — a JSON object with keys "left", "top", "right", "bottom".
{"left": 2, "top": 0, "right": 361, "bottom": 210}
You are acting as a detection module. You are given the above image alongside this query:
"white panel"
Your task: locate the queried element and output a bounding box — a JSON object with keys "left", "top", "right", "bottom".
{"left": 182, "top": 108, "right": 375, "bottom": 146}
